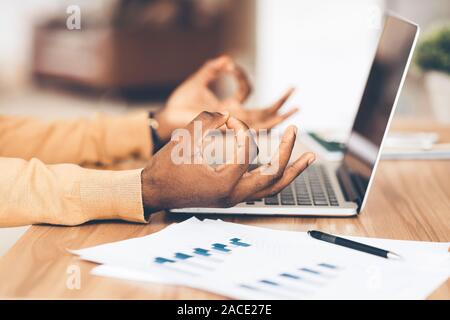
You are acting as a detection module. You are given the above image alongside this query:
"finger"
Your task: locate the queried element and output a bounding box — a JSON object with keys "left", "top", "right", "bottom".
{"left": 230, "top": 64, "right": 252, "bottom": 103}
{"left": 258, "top": 125, "right": 297, "bottom": 176}
{"left": 194, "top": 55, "right": 233, "bottom": 84}
{"left": 181, "top": 112, "right": 230, "bottom": 163}
{"left": 250, "top": 152, "right": 316, "bottom": 200}
{"left": 258, "top": 107, "right": 299, "bottom": 129}
{"left": 266, "top": 87, "right": 295, "bottom": 114}
{"left": 229, "top": 118, "right": 257, "bottom": 166}
{"left": 194, "top": 55, "right": 252, "bottom": 103}
{"left": 229, "top": 126, "right": 298, "bottom": 202}
{"left": 214, "top": 116, "right": 256, "bottom": 180}
{"left": 185, "top": 111, "right": 230, "bottom": 133}
{"left": 218, "top": 124, "right": 228, "bottom": 132}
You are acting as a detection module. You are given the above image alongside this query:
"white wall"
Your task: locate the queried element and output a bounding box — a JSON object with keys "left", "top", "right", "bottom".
{"left": 0, "top": 2, "right": 33, "bottom": 88}
{"left": 255, "top": 0, "right": 384, "bottom": 132}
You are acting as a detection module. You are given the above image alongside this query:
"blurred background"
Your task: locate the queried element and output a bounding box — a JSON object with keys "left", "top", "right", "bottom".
{"left": 0, "top": 0, "right": 449, "bottom": 254}
{"left": 1, "top": 0, "right": 450, "bottom": 128}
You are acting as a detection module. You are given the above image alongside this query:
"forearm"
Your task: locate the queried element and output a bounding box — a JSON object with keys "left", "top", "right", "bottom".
{"left": 0, "top": 112, "right": 153, "bottom": 165}
{"left": 0, "top": 157, "right": 149, "bottom": 227}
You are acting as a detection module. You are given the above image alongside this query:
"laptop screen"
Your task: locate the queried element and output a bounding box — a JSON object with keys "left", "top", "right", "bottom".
{"left": 342, "top": 15, "right": 418, "bottom": 206}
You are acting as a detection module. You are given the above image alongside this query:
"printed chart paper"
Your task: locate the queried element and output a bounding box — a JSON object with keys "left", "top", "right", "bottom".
{"left": 70, "top": 217, "right": 450, "bottom": 299}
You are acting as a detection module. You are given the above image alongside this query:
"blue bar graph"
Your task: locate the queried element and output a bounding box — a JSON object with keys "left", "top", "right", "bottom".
{"left": 173, "top": 252, "right": 215, "bottom": 271}
{"left": 230, "top": 238, "right": 251, "bottom": 247}
{"left": 154, "top": 257, "right": 175, "bottom": 264}
{"left": 299, "top": 267, "right": 321, "bottom": 275}
{"left": 152, "top": 239, "right": 341, "bottom": 299}
{"left": 175, "top": 253, "right": 192, "bottom": 260}
{"left": 318, "top": 262, "right": 338, "bottom": 269}
{"left": 153, "top": 256, "right": 199, "bottom": 276}
{"left": 193, "top": 248, "right": 211, "bottom": 256}
{"left": 212, "top": 243, "right": 231, "bottom": 253}
{"left": 260, "top": 279, "right": 279, "bottom": 286}
{"left": 151, "top": 237, "right": 252, "bottom": 274}
{"left": 237, "top": 262, "right": 342, "bottom": 299}
{"left": 280, "top": 272, "right": 300, "bottom": 280}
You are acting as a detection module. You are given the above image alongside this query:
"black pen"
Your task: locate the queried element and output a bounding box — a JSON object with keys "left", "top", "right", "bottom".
{"left": 308, "top": 230, "right": 402, "bottom": 260}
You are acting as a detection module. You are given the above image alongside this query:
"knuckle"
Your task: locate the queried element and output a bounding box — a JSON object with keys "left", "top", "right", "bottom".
{"left": 211, "top": 112, "right": 224, "bottom": 119}
{"left": 197, "top": 111, "right": 215, "bottom": 123}
{"left": 200, "top": 111, "right": 213, "bottom": 118}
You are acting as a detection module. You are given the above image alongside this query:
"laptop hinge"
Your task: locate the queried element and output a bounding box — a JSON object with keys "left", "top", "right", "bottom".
{"left": 336, "top": 165, "right": 363, "bottom": 212}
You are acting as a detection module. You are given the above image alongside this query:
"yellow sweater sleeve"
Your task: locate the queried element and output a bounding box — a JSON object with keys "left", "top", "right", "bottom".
{"left": 0, "top": 112, "right": 153, "bottom": 164}
{"left": 0, "top": 157, "right": 148, "bottom": 227}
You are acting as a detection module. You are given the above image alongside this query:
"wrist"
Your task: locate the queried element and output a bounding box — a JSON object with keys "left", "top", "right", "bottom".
{"left": 148, "top": 111, "right": 165, "bottom": 153}
{"left": 153, "top": 110, "right": 172, "bottom": 143}
{"left": 140, "top": 167, "right": 161, "bottom": 215}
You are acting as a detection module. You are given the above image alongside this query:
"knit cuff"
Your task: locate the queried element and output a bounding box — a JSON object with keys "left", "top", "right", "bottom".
{"left": 79, "top": 168, "right": 148, "bottom": 223}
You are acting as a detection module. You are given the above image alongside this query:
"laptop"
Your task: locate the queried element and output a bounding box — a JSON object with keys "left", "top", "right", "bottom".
{"left": 171, "top": 13, "right": 419, "bottom": 216}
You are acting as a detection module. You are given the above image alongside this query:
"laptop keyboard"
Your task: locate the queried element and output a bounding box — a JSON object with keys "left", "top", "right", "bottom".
{"left": 254, "top": 165, "right": 339, "bottom": 207}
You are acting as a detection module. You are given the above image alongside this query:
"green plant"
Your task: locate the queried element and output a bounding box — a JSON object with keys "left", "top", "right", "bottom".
{"left": 416, "top": 24, "right": 450, "bottom": 75}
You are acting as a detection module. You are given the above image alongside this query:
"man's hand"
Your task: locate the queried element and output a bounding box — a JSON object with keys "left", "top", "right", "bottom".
{"left": 141, "top": 111, "right": 315, "bottom": 213}
{"left": 154, "top": 55, "right": 299, "bottom": 142}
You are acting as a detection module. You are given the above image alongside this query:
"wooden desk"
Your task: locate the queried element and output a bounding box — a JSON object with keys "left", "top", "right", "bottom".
{"left": 0, "top": 121, "right": 449, "bottom": 299}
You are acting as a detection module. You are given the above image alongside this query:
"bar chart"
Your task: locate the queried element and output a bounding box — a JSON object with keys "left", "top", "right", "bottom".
{"left": 152, "top": 237, "right": 252, "bottom": 276}
{"left": 149, "top": 232, "right": 342, "bottom": 299}
{"left": 237, "top": 262, "right": 342, "bottom": 299}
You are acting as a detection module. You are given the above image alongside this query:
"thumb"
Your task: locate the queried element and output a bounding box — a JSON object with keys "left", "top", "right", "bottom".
{"left": 184, "top": 111, "right": 230, "bottom": 165}
{"left": 194, "top": 55, "right": 233, "bottom": 84}
{"left": 186, "top": 111, "right": 230, "bottom": 134}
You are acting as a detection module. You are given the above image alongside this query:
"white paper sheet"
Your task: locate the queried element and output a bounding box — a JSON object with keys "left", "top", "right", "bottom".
{"left": 70, "top": 217, "right": 449, "bottom": 300}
